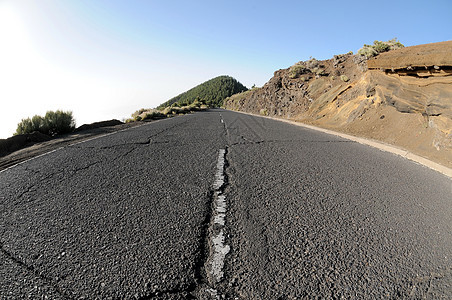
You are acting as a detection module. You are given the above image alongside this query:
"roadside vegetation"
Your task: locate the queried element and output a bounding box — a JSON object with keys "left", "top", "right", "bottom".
{"left": 15, "top": 110, "right": 76, "bottom": 136}
{"left": 358, "top": 38, "right": 404, "bottom": 59}
{"left": 126, "top": 100, "right": 209, "bottom": 123}
{"left": 288, "top": 57, "right": 329, "bottom": 79}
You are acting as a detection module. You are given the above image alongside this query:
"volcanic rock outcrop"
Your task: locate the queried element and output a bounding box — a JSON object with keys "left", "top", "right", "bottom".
{"left": 224, "top": 41, "right": 452, "bottom": 167}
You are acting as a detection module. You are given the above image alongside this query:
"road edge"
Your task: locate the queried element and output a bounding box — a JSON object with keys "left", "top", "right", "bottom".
{"left": 227, "top": 109, "right": 452, "bottom": 179}
{"left": 0, "top": 121, "right": 153, "bottom": 174}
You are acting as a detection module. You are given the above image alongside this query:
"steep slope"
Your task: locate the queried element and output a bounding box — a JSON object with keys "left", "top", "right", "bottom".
{"left": 157, "top": 75, "right": 248, "bottom": 109}
{"left": 224, "top": 41, "right": 452, "bottom": 167}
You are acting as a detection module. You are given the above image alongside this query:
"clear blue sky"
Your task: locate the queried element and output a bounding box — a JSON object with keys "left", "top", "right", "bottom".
{"left": 1, "top": 0, "right": 451, "bottom": 138}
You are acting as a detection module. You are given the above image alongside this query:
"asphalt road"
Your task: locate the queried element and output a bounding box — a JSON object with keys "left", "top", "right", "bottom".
{"left": 1, "top": 109, "right": 451, "bottom": 299}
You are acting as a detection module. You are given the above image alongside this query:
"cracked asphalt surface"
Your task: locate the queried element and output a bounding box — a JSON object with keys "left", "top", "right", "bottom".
{"left": 1, "top": 109, "right": 451, "bottom": 298}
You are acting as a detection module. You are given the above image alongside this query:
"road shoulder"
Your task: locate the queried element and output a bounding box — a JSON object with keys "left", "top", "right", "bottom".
{"left": 227, "top": 109, "right": 452, "bottom": 179}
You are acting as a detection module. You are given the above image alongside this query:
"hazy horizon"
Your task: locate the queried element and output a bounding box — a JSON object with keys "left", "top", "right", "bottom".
{"left": 1, "top": 0, "right": 451, "bottom": 138}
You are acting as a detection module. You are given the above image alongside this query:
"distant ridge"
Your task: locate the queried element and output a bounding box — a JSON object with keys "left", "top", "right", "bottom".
{"left": 157, "top": 75, "right": 248, "bottom": 109}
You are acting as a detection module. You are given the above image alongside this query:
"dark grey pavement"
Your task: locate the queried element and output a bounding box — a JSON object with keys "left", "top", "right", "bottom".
{"left": 1, "top": 109, "right": 451, "bottom": 298}
{"left": 1, "top": 112, "right": 227, "bottom": 299}
{"left": 220, "top": 111, "right": 452, "bottom": 298}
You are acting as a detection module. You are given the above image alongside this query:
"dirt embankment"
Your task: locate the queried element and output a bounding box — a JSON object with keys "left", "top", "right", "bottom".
{"left": 224, "top": 41, "right": 452, "bottom": 168}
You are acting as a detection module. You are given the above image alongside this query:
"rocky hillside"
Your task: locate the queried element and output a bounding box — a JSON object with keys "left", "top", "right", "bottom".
{"left": 224, "top": 41, "right": 452, "bottom": 167}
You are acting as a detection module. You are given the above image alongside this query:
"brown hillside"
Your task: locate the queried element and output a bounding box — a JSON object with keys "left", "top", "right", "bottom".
{"left": 225, "top": 42, "right": 452, "bottom": 168}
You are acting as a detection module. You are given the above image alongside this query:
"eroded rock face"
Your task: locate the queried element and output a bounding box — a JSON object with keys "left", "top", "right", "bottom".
{"left": 373, "top": 72, "right": 452, "bottom": 117}
{"left": 224, "top": 41, "right": 452, "bottom": 166}
{"left": 226, "top": 70, "right": 309, "bottom": 119}
{"left": 226, "top": 52, "right": 359, "bottom": 119}
{"left": 317, "top": 70, "right": 452, "bottom": 135}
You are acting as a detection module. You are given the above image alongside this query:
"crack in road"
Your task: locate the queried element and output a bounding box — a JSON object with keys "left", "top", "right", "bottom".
{"left": 70, "top": 119, "right": 190, "bottom": 150}
{"left": 15, "top": 160, "right": 104, "bottom": 201}
{"left": 15, "top": 146, "right": 138, "bottom": 203}
{"left": 11, "top": 118, "right": 192, "bottom": 200}
{"left": 0, "top": 242, "right": 72, "bottom": 299}
{"left": 72, "top": 141, "right": 150, "bottom": 150}
{"left": 2, "top": 110, "right": 451, "bottom": 298}
{"left": 229, "top": 139, "right": 353, "bottom": 146}
{"left": 16, "top": 184, "right": 37, "bottom": 200}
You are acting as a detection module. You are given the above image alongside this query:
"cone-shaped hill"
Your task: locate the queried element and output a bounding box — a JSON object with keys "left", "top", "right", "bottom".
{"left": 157, "top": 75, "right": 248, "bottom": 109}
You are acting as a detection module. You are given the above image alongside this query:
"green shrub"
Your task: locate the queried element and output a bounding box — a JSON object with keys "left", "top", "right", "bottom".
{"left": 142, "top": 110, "right": 165, "bottom": 120}
{"left": 43, "top": 110, "right": 75, "bottom": 135}
{"left": 289, "top": 64, "right": 308, "bottom": 79}
{"left": 373, "top": 40, "right": 390, "bottom": 53}
{"left": 358, "top": 38, "right": 404, "bottom": 59}
{"left": 179, "top": 107, "right": 186, "bottom": 113}
{"left": 386, "top": 38, "right": 404, "bottom": 50}
{"left": 191, "top": 99, "right": 202, "bottom": 108}
{"left": 131, "top": 108, "right": 147, "bottom": 118}
{"left": 188, "top": 100, "right": 203, "bottom": 111}
{"left": 31, "top": 115, "right": 44, "bottom": 131}
{"left": 129, "top": 98, "right": 208, "bottom": 124}
{"left": 15, "top": 118, "right": 35, "bottom": 135}
{"left": 16, "top": 115, "right": 45, "bottom": 135}
{"left": 312, "top": 67, "right": 325, "bottom": 76}
{"left": 163, "top": 107, "right": 174, "bottom": 115}
{"left": 306, "top": 57, "right": 319, "bottom": 70}
{"left": 259, "top": 108, "right": 268, "bottom": 116}
{"left": 171, "top": 107, "right": 182, "bottom": 114}
{"left": 15, "top": 110, "right": 75, "bottom": 136}
{"left": 357, "top": 46, "right": 378, "bottom": 58}
{"left": 290, "top": 58, "right": 326, "bottom": 78}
